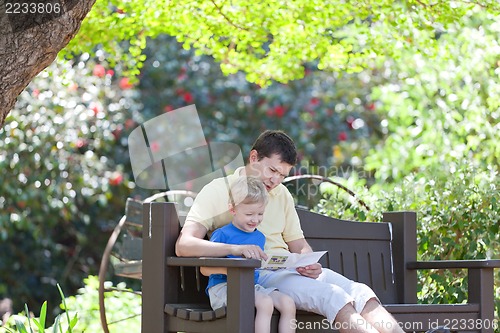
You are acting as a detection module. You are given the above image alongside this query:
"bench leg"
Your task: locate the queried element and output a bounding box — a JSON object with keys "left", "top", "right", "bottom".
{"left": 226, "top": 267, "right": 255, "bottom": 333}
{"left": 468, "top": 268, "right": 495, "bottom": 333}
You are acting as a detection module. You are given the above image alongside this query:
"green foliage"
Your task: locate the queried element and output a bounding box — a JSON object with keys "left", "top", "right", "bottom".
{"left": 60, "top": 276, "right": 140, "bottom": 333}
{"left": 366, "top": 11, "right": 500, "bottom": 182}
{"left": 1, "top": 284, "right": 77, "bottom": 333}
{"left": 315, "top": 161, "right": 500, "bottom": 316}
{"left": 139, "top": 35, "right": 384, "bottom": 168}
{"left": 62, "top": 0, "right": 500, "bottom": 86}
{"left": 0, "top": 53, "right": 141, "bottom": 316}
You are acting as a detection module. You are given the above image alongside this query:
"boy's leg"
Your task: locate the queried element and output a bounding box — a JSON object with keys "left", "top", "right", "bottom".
{"left": 207, "top": 283, "right": 228, "bottom": 310}
{"left": 255, "top": 291, "right": 274, "bottom": 333}
{"left": 268, "top": 290, "right": 296, "bottom": 333}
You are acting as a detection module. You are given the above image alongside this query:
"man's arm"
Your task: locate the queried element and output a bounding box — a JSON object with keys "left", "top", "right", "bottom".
{"left": 287, "top": 238, "right": 322, "bottom": 279}
{"left": 287, "top": 238, "right": 313, "bottom": 254}
{"left": 175, "top": 221, "right": 267, "bottom": 258}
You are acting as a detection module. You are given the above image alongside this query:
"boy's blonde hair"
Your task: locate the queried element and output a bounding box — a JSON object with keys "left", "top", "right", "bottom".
{"left": 229, "top": 176, "right": 268, "bottom": 207}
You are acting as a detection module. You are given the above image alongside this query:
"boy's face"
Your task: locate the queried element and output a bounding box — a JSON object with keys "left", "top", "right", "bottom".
{"left": 230, "top": 201, "right": 266, "bottom": 233}
{"left": 248, "top": 151, "right": 293, "bottom": 192}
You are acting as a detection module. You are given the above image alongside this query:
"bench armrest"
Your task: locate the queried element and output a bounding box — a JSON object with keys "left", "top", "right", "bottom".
{"left": 407, "top": 259, "right": 500, "bottom": 270}
{"left": 167, "top": 256, "right": 262, "bottom": 268}
{"left": 166, "top": 256, "right": 258, "bottom": 330}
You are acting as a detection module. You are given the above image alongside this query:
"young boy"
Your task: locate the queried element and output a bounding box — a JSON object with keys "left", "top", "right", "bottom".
{"left": 200, "top": 176, "right": 296, "bottom": 333}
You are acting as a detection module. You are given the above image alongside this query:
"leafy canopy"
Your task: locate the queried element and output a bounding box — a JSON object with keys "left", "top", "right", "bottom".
{"left": 63, "top": 0, "right": 500, "bottom": 86}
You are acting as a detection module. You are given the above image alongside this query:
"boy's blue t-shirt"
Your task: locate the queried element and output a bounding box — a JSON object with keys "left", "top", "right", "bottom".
{"left": 206, "top": 222, "right": 265, "bottom": 294}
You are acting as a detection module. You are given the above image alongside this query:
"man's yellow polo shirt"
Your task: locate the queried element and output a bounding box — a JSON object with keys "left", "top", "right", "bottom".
{"left": 185, "top": 170, "right": 304, "bottom": 254}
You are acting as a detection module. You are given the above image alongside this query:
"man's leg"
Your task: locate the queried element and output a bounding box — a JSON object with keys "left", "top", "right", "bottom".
{"left": 360, "top": 298, "right": 404, "bottom": 333}
{"left": 336, "top": 303, "right": 379, "bottom": 333}
{"left": 258, "top": 270, "right": 355, "bottom": 323}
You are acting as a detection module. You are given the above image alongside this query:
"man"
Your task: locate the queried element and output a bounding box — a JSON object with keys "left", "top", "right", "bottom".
{"left": 176, "top": 130, "right": 405, "bottom": 333}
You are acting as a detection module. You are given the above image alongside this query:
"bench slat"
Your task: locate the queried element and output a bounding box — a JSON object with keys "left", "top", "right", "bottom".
{"left": 165, "top": 303, "right": 227, "bottom": 322}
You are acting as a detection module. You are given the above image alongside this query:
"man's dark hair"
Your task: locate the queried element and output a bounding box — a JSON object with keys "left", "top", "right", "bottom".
{"left": 250, "top": 130, "right": 297, "bottom": 165}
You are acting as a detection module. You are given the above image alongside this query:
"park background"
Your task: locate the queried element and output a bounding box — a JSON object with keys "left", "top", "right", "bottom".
{"left": 0, "top": 1, "right": 499, "bottom": 332}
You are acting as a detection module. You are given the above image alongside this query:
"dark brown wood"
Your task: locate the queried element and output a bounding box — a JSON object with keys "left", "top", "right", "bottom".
{"left": 383, "top": 211, "right": 418, "bottom": 304}
{"left": 468, "top": 268, "right": 496, "bottom": 333}
{"left": 141, "top": 202, "right": 179, "bottom": 333}
{"left": 408, "top": 260, "right": 500, "bottom": 269}
{"left": 141, "top": 202, "right": 500, "bottom": 333}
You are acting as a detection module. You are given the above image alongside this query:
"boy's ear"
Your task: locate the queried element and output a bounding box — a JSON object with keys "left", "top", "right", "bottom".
{"left": 228, "top": 203, "right": 236, "bottom": 215}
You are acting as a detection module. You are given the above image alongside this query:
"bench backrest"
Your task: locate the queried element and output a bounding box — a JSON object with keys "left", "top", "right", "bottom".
{"left": 297, "top": 208, "right": 397, "bottom": 303}
{"left": 141, "top": 202, "right": 418, "bottom": 320}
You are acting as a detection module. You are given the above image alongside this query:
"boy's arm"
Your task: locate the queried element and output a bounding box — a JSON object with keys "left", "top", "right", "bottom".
{"left": 176, "top": 221, "right": 239, "bottom": 257}
{"left": 200, "top": 266, "right": 228, "bottom": 276}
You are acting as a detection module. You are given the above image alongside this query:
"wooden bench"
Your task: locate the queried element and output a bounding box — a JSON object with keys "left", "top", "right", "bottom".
{"left": 141, "top": 202, "right": 500, "bottom": 333}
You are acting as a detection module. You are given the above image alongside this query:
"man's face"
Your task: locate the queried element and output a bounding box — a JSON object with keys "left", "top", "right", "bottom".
{"left": 247, "top": 151, "right": 293, "bottom": 192}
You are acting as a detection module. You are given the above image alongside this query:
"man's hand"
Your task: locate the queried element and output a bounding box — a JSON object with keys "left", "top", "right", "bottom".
{"left": 296, "top": 262, "right": 322, "bottom": 279}
{"left": 231, "top": 245, "right": 268, "bottom": 260}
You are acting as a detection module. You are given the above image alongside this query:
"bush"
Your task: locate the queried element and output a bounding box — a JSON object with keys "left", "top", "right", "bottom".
{"left": 0, "top": 54, "right": 140, "bottom": 316}
{"left": 315, "top": 161, "right": 500, "bottom": 317}
{"left": 62, "top": 276, "right": 140, "bottom": 333}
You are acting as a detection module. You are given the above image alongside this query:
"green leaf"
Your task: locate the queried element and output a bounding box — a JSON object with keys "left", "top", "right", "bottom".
{"left": 14, "top": 320, "right": 28, "bottom": 333}
{"left": 39, "top": 301, "right": 47, "bottom": 330}
{"left": 24, "top": 304, "right": 34, "bottom": 333}
{"left": 57, "top": 283, "right": 73, "bottom": 333}
{"left": 69, "top": 314, "right": 78, "bottom": 330}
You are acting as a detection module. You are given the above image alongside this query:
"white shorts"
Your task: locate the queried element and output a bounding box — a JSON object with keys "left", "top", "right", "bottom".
{"left": 207, "top": 283, "right": 277, "bottom": 310}
{"left": 258, "top": 268, "right": 378, "bottom": 322}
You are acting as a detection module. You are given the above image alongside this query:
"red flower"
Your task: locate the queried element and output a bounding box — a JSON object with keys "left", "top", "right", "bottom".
{"left": 109, "top": 172, "right": 124, "bottom": 186}
{"left": 76, "top": 138, "right": 87, "bottom": 148}
{"left": 89, "top": 102, "right": 101, "bottom": 115}
{"left": 366, "top": 103, "right": 376, "bottom": 111}
{"left": 274, "top": 105, "right": 286, "bottom": 118}
{"left": 183, "top": 92, "right": 194, "bottom": 104}
{"left": 112, "top": 127, "right": 123, "bottom": 140}
{"left": 93, "top": 64, "right": 106, "bottom": 78}
{"left": 125, "top": 119, "right": 135, "bottom": 129}
{"left": 106, "top": 69, "right": 115, "bottom": 77}
{"left": 33, "top": 89, "right": 40, "bottom": 98}
{"left": 346, "top": 116, "right": 355, "bottom": 129}
{"left": 164, "top": 105, "right": 174, "bottom": 112}
{"left": 68, "top": 83, "right": 78, "bottom": 91}
{"left": 310, "top": 97, "right": 320, "bottom": 106}
{"left": 150, "top": 141, "right": 160, "bottom": 152}
{"left": 119, "top": 77, "right": 133, "bottom": 90}
{"left": 338, "top": 131, "right": 348, "bottom": 141}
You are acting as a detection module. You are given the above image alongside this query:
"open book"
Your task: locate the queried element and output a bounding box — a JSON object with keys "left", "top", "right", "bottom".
{"left": 260, "top": 251, "right": 327, "bottom": 269}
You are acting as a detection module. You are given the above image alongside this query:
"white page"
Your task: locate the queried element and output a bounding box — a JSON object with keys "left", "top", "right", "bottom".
{"left": 261, "top": 251, "right": 327, "bottom": 269}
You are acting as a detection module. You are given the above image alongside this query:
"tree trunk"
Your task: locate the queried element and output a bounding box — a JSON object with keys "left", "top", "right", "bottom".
{"left": 0, "top": 0, "right": 96, "bottom": 128}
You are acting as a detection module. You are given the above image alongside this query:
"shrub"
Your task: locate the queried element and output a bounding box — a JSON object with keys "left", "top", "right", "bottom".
{"left": 314, "top": 161, "right": 500, "bottom": 316}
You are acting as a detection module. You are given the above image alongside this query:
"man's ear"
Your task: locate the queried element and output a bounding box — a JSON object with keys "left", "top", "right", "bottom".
{"left": 249, "top": 149, "right": 259, "bottom": 163}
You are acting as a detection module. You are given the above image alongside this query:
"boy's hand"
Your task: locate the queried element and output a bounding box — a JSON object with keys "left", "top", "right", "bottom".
{"left": 233, "top": 245, "right": 268, "bottom": 260}
{"left": 296, "top": 262, "right": 322, "bottom": 279}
